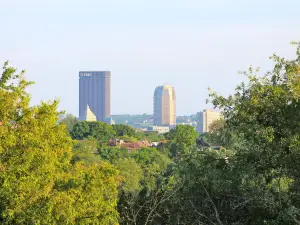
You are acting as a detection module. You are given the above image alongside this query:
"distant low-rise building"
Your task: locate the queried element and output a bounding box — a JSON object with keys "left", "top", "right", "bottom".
{"left": 105, "top": 117, "right": 115, "bottom": 125}
{"left": 196, "top": 109, "right": 222, "bottom": 133}
{"left": 148, "top": 126, "right": 170, "bottom": 134}
{"left": 108, "top": 138, "right": 151, "bottom": 152}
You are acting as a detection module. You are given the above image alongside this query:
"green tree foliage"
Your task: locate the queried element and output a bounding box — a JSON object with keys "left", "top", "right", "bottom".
{"left": 161, "top": 44, "right": 300, "bottom": 225}
{"left": 165, "top": 125, "right": 197, "bottom": 147}
{"left": 117, "top": 148, "right": 172, "bottom": 225}
{"left": 99, "top": 147, "right": 130, "bottom": 163}
{"left": 144, "top": 131, "right": 165, "bottom": 142}
{"left": 207, "top": 44, "right": 300, "bottom": 224}
{"left": 71, "top": 121, "right": 90, "bottom": 139}
{"left": 89, "top": 121, "right": 116, "bottom": 143}
{"left": 72, "top": 139, "right": 101, "bottom": 164}
{"left": 135, "top": 131, "right": 146, "bottom": 140}
{"left": 113, "top": 124, "right": 136, "bottom": 137}
{"left": 205, "top": 118, "right": 241, "bottom": 149}
{"left": 115, "top": 158, "right": 143, "bottom": 194}
{"left": 132, "top": 148, "right": 171, "bottom": 191}
{"left": 120, "top": 135, "right": 138, "bottom": 143}
{"left": 165, "top": 125, "right": 198, "bottom": 157}
{"left": 60, "top": 114, "right": 78, "bottom": 133}
{"left": 71, "top": 121, "right": 115, "bottom": 144}
{"left": 0, "top": 62, "right": 120, "bottom": 224}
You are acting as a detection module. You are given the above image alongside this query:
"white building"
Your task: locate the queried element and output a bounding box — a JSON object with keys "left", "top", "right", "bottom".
{"left": 197, "top": 109, "right": 222, "bottom": 133}
{"left": 148, "top": 126, "right": 170, "bottom": 134}
{"left": 79, "top": 105, "right": 97, "bottom": 122}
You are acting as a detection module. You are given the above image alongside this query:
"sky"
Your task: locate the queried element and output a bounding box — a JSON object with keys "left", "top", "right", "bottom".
{"left": 0, "top": 0, "right": 299, "bottom": 116}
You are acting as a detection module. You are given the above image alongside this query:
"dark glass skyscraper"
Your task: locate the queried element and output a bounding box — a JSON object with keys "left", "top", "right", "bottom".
{"left": 79, "top": 71, "right": 111, "bottom": 122}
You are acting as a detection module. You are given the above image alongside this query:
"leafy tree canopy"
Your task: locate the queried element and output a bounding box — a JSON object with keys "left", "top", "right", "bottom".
{"left": 60, "top": 114, "right": 78, "bottom": 133}
{"left": 71, "top": 121, "right": 116, "bottom": 144}
{"left": 112, "top": 124, "right": 136, "bottom": 137}
{"left": 0, "top": 62, "right": 120, "bottom": 224}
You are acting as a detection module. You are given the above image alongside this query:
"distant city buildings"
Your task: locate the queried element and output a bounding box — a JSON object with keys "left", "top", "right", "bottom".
{"left": 147, "top": 126, "right": 170, "bottom": 134}
{"left": 196, "top": 109, "right": 222, "bottom": 133}
{"left": 79, "top": 71, "right": 111, "bottom": 122}
{"left": 105, "top": 117, "right": 115, "bottom": 125}
{"left": 153, "top": 85, "right": 176, "bottom": 127}
{"left": 76, "top": 71, "right": 218, "bottom": 131}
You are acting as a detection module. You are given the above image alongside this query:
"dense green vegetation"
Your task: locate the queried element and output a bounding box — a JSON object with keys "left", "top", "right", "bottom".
{"left": 1, "top": 44, "right": 300, "bottom": 224}
{"left": 0, "top": 62, "right": 120, "bottom": 224}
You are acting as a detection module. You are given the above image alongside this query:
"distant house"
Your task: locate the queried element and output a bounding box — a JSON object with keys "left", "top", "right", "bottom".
{"left": 196, "top": 138, "right": 223, "bottom": 151}
{"left": 147, "top": 126, "right": 170, "bottom": 134}
{"left": 108, "top": 138, "right": 151, "bottom": 152}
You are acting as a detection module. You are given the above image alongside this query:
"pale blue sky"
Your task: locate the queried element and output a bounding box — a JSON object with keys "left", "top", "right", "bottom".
{"left": 1, "top": 0, "right": 299, "bottom": 115}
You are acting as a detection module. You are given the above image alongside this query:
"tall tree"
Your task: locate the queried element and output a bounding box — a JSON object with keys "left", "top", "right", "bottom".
{"left": 71, "top": 121, "right": 116, "bottom": 144}
{"left": 60, "top": 114, "right": 79, "bottom": 133}
{"left": 165, "top": 125, "right": 198, "bottom": 157}
{"left": 112, "top": 124, "right": 136, "bottom": 137}
{"left": 207, "top": 43, "right": 300, "bottom": 224}
{"left": 0, "top": 62, "right": 120, "bottom": 224}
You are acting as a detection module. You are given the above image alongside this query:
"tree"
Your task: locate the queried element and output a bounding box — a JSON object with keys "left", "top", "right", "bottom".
{"left": 0, "top": 62, "right": 121, "bottom": 224}
{"left": 115, "top": 158, "right": 143, "bottom": 194}
{"left": 71, "top": 121, "right": 90, "bottom": 140}
{"left": 113, "top": 124, "right": 136, "bottom": 137}
{"left": 89, "top": 121, "right": 116, "bottom": 144}
{"left": 165, "top": 125, "right": 198, "bottom": 157}
{"left": 72, "top": 138, "right": 101, "bottom": 164}
{"left": 144, "top": 132, "right": 164, "bottom": 142}
{"left": 165, "top": 125, "right": 197, "bottom": 147}
{"left": 60, "top": 114, "right": 78, "bottom": 133}
{"left": 206, "top": 43, "right": 300, "bottom": 224}
{"left": 71, "top": 121, "right": 116, "bottom": 144}
{"left": 98, "top": 145, "right": 173, "bottom": 225}
{"left": 99, "top": 147, "right": 130, "bottom": 163}
{"left": 205, "top": 118, "right": 227, "bottom": 145}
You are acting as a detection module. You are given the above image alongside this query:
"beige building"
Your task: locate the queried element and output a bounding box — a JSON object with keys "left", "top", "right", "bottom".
{"left": 153, "top": 85, "right": 176, "bottom": 127}
{"left": 197, "top": 109, "right": 222, "bottom": 133}
{"left": 148, "top": 126, "right": 170, "bottom": 134}
{"left": 79, "top": 105, "right": 97, "bottom": 122}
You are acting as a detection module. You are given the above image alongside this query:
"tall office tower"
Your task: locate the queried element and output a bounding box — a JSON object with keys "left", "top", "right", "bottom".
{"left": 153, "top": 85, "right": 176, "bottom": 127}
{"left": 79, "top": 71, "right": 111, "bottom": 122}
{"left": 196, "top": 109, "right": 222, "bottom": 133}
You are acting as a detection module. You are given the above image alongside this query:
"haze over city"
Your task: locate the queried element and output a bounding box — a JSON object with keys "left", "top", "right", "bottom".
{"left": 1, "top": 0, "right": 299, "bottom": 115}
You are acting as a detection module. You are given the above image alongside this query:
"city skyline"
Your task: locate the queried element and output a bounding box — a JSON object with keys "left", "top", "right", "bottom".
{"left": 0, "top": 0, "right": 299, "bottom": 116}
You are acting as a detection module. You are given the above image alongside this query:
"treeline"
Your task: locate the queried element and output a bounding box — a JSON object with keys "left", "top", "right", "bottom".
{"left": 1, "top": 44, "right": 300, "bottom": 224}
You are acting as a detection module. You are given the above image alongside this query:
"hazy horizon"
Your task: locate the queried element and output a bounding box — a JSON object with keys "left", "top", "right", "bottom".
{"left": 1, "top": 0, "right": 299, "bottom": 116}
